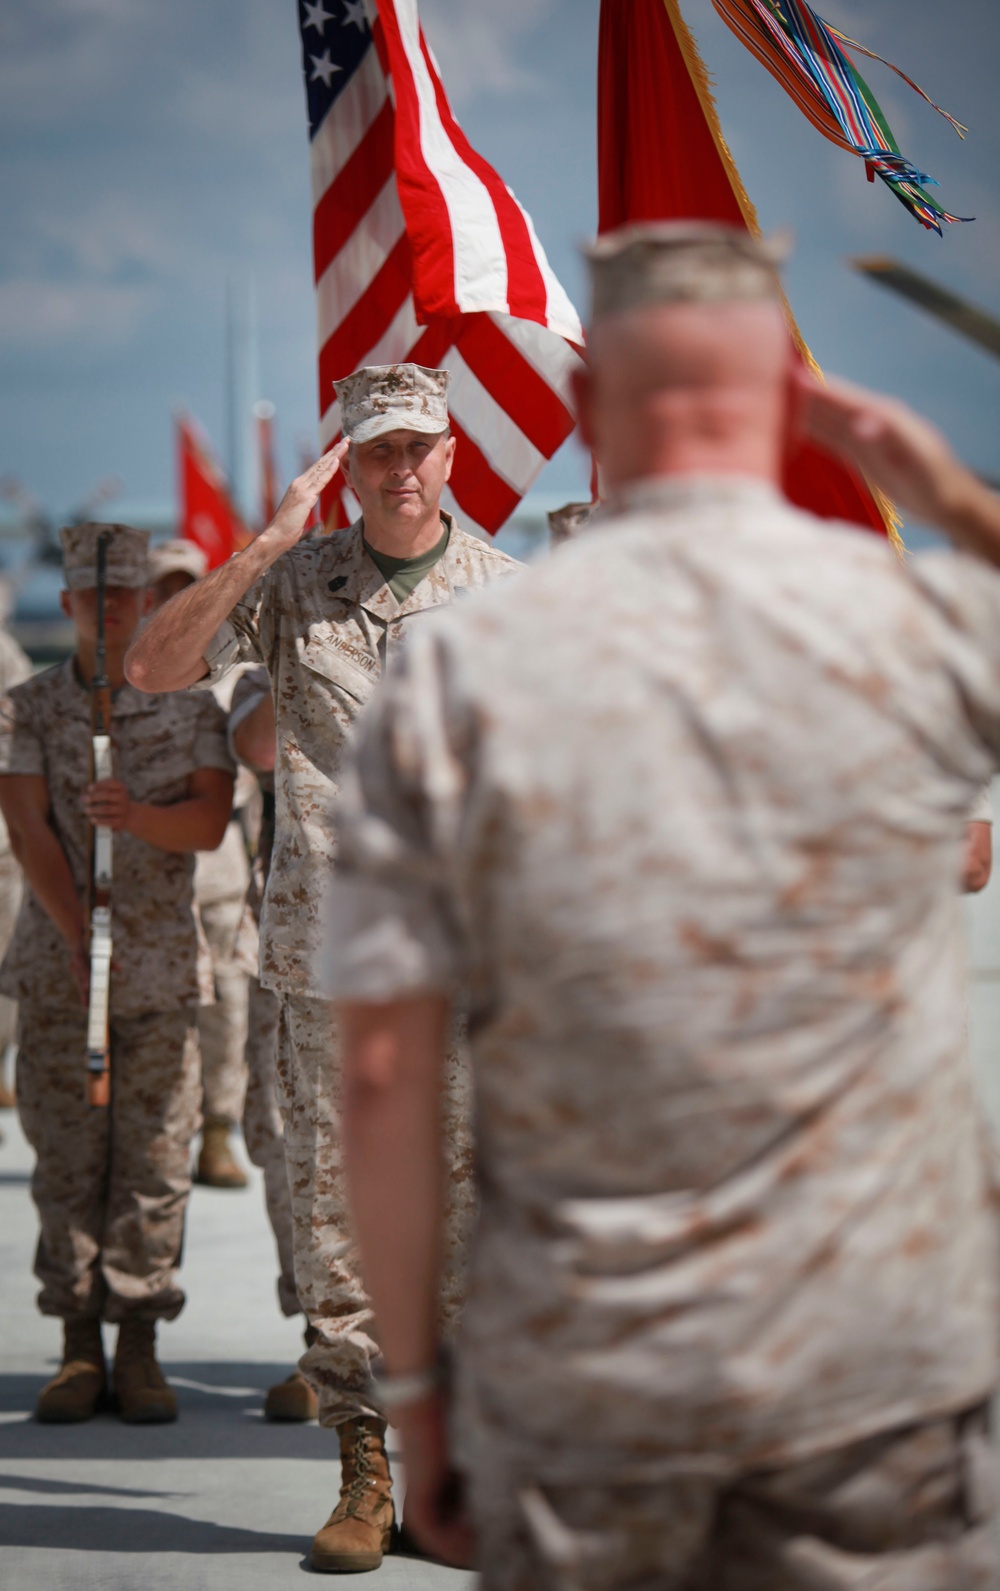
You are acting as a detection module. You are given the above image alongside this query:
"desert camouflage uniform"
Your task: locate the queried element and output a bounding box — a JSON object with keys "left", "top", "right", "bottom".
{"left": 0, "top": 628, "right": 31, "bottom": 1063}
{"left": 228, "top": 666, "right": 298, "bottom": 1315}
{"left": 0, "top": 660, "right": 231, "bottom": 1322}
{"left": 195, "top": 837, "right": 250, "bottom": 1128}
{"left": 198, "top": 515, "right": 515, "bottom": 1423}
{"left": 193, "top": 669, "right": 257, "bottom": 1133}
{"left": 329, "top": 478, "right": 1000, "bottom": 1586}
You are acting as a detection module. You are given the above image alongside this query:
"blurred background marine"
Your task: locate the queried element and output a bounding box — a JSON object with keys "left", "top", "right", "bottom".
{"left": 0, "top": 523, "right": 234, "bottom": 1427}
{"left": 149, "top": 539, "right": 252, "bottom": 1190}
{"left": 0, "top": 608, "right": 31, "bottom": 1114}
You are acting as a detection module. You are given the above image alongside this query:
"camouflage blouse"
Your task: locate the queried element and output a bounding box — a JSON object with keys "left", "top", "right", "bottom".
{"left": 0, "top": 660, "right": 231, "bottom": 1016}
{"left": 329, "top": 477, "right": 1000, "bottom": 1480}
{"left": 199, "top": 515, "right": 517, "bottom": 999}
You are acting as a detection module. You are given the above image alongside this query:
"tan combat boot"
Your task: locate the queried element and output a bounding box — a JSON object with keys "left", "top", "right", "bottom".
{"left": 265, "top": 1322, "right": 320, "bottom": 1423}
{"left": 36, "top": 1318, "right": 107, "bottom": 1423}
{"left": 113, "top": 1319, "right": 178, "bottom": 1424}
{"left": 196, "top": 1120, "right": 248, "bottom": 1189}
{"left": 311, "top": 1418, "right": 395, "bottom": 1573}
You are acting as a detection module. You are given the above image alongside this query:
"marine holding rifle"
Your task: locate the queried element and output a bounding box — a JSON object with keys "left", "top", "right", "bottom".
{"left": 0, "top": 523, "right": 234, "bottom": 1425}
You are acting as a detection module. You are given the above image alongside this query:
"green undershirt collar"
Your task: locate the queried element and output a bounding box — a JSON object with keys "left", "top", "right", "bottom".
{"left": 363, "top": 521, "right": 451, "bottom": 603}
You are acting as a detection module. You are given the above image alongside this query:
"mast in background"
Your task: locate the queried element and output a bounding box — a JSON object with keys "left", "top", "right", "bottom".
{"left": 224, "top": 276, "right": 257, "bottom": 525}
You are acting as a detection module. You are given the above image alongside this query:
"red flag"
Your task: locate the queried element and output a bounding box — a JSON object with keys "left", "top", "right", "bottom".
{"left": 176, "top": 415, "right": 251, "bottom": 569}
{"left": 597, "top": 0, "right": 896, "bottom": 539}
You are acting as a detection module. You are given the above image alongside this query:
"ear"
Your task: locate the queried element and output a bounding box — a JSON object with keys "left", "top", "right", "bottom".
{"left": 142, "top": 587, "right": 154, "bottom": 616}
{"left": 340, "top": 446, "right": 355, "bottom": 491}
{"left": 443, "top": 433, "right": 456, "bottom": 484}
{"left": 59, "top": 589, "right": 73, "bottom": 620}
{"left": 571, "top": 364, "right": 595, "bottom": 453}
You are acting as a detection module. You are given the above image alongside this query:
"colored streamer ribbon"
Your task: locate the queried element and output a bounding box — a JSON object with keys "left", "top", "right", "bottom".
{"left": 711, "top": 0, "right": 972, "bottom": 234}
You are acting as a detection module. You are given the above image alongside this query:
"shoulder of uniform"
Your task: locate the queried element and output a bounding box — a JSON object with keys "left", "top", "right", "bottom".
{"left": 9, "top": 660, "right": 60, "bottom": 700}
{"left": 269, "top": 524, "right": 358, "bottom": 582}
{"left": 321, "top": 523, "right": 359, "bottom": 559}
{"left": 450, "top": 525, "right": 520, "bottom": 571}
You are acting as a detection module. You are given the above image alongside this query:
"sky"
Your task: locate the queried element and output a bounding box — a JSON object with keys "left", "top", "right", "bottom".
{"left": 1, "top": 0, "right": 998, "bottom": 543}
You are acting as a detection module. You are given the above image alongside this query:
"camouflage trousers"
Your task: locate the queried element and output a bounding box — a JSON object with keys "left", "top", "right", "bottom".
{"left": 198, "top": 893, "right": 249, "bottom": 1130}
{"left": 276, "top": 992, "right": 476, "bottom": 1428}
{"left": 242, "top": 975, "right": 299, "bottom": 1318}
{"left": 16, "top": 1003, "right": 201, "bottom": 1322}
{"left": 469, "top": 1404, "right": 1000, "bottom": 1591}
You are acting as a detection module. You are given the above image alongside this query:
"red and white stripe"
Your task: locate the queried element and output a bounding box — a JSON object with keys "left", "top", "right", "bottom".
{"left": 311, "top": 0, "right": 584, "bottom": 534}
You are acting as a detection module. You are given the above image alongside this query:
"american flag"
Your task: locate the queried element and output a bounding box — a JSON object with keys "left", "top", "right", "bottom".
{"left": 297, "top": 0, "right": 585, "bottom": 535}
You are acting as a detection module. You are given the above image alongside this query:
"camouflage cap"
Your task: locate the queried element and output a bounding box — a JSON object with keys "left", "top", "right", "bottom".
{"left": 334, "top": 363, "right": 450, "bottom": 444}
{"left": 585, "top": 222, "right": 790, "bottom": 319}
{"left": 147, "top": 538, "right": 207, "bottom": 586}
{"left": 60, "top": 522, "right": 150, "bottom": 591}
{"left": 547, "top": 501, "right": 596, "bottom": 547}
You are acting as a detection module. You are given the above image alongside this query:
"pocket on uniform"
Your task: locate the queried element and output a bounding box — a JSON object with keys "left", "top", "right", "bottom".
{"left": 300, "top": 637, "right": 378, "bottom": 704}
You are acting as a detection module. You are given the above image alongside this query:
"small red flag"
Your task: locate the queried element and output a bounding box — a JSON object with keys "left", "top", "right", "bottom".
{"left": 176, "top": 415, "right": 251, "bottom": 569}
{"left": 597, "top": 0, "right": 896, "bottom": 539}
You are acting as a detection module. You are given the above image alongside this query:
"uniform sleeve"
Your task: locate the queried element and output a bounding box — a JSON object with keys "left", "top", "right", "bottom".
{"left": 324, "top": 626, "right": 469, "bottom": 1002}
{"left": 193, "top": 581, "right": 266, "bottom": 692}
{"left": 0, "top": 684, "right": 43, "bottom": 777}
{"left": 226, "top": 665, "right": 271, "bottom": 765}
{"left": 192, "top": 694, "right": 237, "bottom": 775}
{"left": 969, "top": 784, "right": 993, "bottom": 824}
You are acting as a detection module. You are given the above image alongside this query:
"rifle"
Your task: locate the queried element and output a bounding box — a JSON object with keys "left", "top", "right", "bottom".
{"left": 86, "top": 532, "right": 113, "bottom": 1107}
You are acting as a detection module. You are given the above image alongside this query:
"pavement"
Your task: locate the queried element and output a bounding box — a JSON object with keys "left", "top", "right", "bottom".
{"left": 0, "top": 1112, "right": 472, "bottom": 1591}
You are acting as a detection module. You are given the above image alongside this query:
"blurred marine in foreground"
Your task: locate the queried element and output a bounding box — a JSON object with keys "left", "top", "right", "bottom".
{"left": 331, "top": 223, "right": 1000, "bottom": 1589}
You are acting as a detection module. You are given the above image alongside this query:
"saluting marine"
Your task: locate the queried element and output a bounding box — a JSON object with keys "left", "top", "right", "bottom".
{"left": 126, "top": 363, "right": 517, "bottom": 1571}
{"left": 0, "top": 523, "right": 234, "bottom": 1426}
{"left": 332, "top": 226, "right": 1000, "bottom": 1587}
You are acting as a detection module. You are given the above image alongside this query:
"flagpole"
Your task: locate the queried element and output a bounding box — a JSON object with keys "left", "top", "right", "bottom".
{"left": 246, "top": 275, "right": 260, "bottom": 522}
{"left": 225, "top": 277, "right": 241, "bottom": 514}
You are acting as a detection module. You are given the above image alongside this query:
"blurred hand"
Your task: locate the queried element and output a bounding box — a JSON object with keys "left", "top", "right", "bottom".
{"left": 794, "top": 368, "right": 974, "bottom": 532}
{"left": 963, "top": 820, "right": 993, "bottom": 894}
{"left": 83, "top": 779, "right": 133, "bottom": 833}
{"left": 394, "top": 1390, "right": 475, "bottom": 1569}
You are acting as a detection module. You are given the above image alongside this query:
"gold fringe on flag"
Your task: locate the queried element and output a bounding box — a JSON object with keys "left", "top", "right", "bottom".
{"left": 659, "top": 0, "right": 903, "bottom": 549}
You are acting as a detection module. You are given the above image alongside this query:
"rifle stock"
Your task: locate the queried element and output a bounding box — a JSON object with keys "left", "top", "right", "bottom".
{"left": 86, "top": 533, "right": 113, "bottom": 1108}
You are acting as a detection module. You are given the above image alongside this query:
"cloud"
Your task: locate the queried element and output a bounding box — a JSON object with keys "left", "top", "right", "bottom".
{"left": 0, "top": 0, "right": 171, "bottom": 127}
{"left": 0, "top": 279, "right": 152, "bottom": 347}
{"left": 419, "top": 0, "right": 561, "bottom": 100}
{"left": 34, "top": 196, "right": 176, "bottom": 280}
